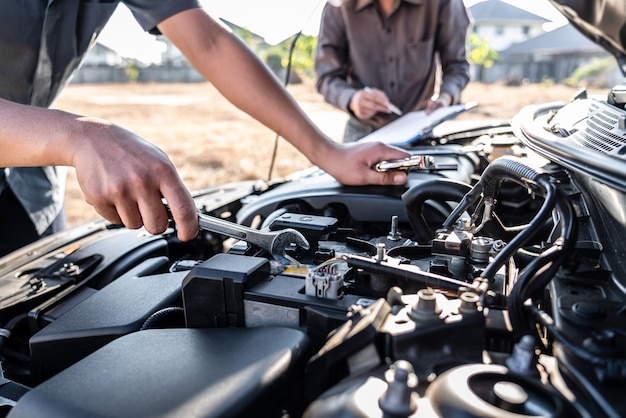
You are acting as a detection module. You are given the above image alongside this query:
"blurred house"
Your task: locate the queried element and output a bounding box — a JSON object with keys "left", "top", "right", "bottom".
{"left": 468, "top": 0, "right": 549, "bottom": 51}
{"left": 493, "top": 24, "right": 615, "bottom": 85}
{"left": 82, "top": 43, "right": 124, "bottom": 67}
{"left": 136, "top": 37, "right": 204, "bottom": 83}
{"left": 468, "top": 0, "right": 614, "bottom": 85}
{"left": 71, "top": 43, "right": 129, "bottom": 83}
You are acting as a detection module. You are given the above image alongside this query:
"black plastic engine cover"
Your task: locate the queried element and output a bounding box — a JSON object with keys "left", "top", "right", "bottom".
{"left": 236, "top": 145, "right": 476, "bottom": 227}
{"left": 10, "top": 327, "right": 309, "bottom": 418}
{"left": 29, "top": 258, "right": 185, "bottom": 383}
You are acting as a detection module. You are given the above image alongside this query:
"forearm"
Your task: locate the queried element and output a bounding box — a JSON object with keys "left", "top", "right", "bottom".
{"left": 315, "top": 71, "right": 356, "bottom": 113}
{"left": 157, "top": 7, "right": 410, "bottom": 187}
{"left": 158, "top": 8, "right": 336, "bottom": 167}
{"left": 314, "top": 6, "right": 355, "bottom": 112}
{"left": 438, "top": 0, "right": 471, "bottom": 103}
{"left": 0, "top": 98, "right": 81, "bottom": 167}
{"left": 440, "top": 68, "right": 470, "bottom": 104}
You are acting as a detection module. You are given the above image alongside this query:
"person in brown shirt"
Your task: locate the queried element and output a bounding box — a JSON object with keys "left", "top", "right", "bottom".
{"left": 315, "top": 0, "right": 472, "bottom": 142}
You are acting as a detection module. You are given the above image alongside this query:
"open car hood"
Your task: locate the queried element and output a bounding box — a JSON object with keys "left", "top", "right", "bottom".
{"left": 549, "top": 0, "right": 626, "bottom": 74}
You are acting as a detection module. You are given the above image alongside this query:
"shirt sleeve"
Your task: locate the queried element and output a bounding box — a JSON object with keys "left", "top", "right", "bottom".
{"left": 122, "top": 0, "right": 200, "bottom": 34}
{"left": 436, "top": 0, "right": 471, "bottom": 104}
{"left": 314, "top": 4, "right": 358, "bottom": 112}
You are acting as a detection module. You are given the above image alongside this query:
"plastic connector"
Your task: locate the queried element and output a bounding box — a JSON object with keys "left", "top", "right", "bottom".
{"left": 305, "top": 270, "right": 343, "bottom": 299}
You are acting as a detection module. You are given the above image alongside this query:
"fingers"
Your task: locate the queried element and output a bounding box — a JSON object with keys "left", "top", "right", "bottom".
{"left": 425, "top": 99, "right": 444, "bottom": 114}
{"left": 90, "top": 190, "right": 198, "bottom": 242}
{"left": 349, "top": 88, "right": 393, "bottom": 119}
{"left": 93, "top": 204, "right": 124, "bottom": 226}
{"left": 360, "top": 142, "right": 410, "bottom": 185}
{"left": 320, "top": 141, "right": 409, "bottom": 186}
{"left": 361, "top": 167, "right": 408, "bottom": 186}
{"left": 425, "top": 93, "right": 452, "bottom": 114}
{"left": 160, "top": 182, "right": 199, "bottom": 242}
{"left": 73, "top": 121, "right": 198, "bottom": 242}
{"left": 113, "top": 170, "right": 198, "bottom": 241}
{"left": 87, "top": 178, "right": 198, "bottom": 241}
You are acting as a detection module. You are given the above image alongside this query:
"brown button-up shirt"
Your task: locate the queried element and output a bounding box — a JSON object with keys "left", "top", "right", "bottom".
{"left": 315, "top": 0, "right": 471, "bottom": 129}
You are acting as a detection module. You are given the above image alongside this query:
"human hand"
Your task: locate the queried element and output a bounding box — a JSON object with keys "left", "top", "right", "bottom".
{"left": 69, "top": 117, "right": 198, "bottom": 241}
{"left": 317, "top": 141, "right": 410, "bottom": 186}
{"left": 425, "top": 93, "right": 452, "bottom": 114}
{"left": 348, "top": 87, "right": 394, "bottom": 120}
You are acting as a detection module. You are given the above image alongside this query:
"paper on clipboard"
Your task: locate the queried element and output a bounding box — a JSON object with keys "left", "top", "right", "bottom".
{"left": 360, "top": 102, "right": 477, "bottom": 146}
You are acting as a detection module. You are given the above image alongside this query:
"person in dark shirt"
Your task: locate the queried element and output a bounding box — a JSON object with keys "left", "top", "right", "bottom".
{"left": 0, "top": 1, "right": 409, "bottom": 256}
{"left": 315, "top": 0, "right": 471, "bottom": 142}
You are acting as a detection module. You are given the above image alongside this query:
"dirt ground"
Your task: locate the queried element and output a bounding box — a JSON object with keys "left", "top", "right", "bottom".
{"left": 56, "top": 79, "right": 604, "bottom": 226}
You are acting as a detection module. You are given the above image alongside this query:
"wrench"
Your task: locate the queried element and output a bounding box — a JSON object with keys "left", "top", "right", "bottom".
{"left": 197, "top": 213, "right": 309, "bottom": 265}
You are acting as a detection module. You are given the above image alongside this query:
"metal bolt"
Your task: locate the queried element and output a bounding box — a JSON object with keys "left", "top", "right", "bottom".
{"left": 408, "top": 289, "right": 442, "bottom": 322}
{"left": 376, "top": 242, "right": 387, "bottom": 262}
{"left": 388, "top": 215, "right": 401, "bottom": 241}
{"left": 378, "top": 360, "right": 418, "bottom": 417}
{"left": 459, "top": 292, "right": 480, "bottom": 315}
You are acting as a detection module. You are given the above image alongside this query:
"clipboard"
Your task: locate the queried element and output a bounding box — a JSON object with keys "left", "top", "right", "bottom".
{"left": 360, "top": 102, "right": 477, "bottom": 146}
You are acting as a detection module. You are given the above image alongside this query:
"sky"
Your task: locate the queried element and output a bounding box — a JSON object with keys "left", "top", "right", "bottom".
{"left": 97, "top": 0, "right": 568, "bottom": 64}
{"left": 98, "top": 0, "right": 328, "bottom": 63}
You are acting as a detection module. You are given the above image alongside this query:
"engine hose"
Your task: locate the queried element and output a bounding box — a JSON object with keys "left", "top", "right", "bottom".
{"left": 508, "top": 248, "right": 562, "bottom": 335}
{"left": 0, "top": 313, "right": 28, "bottom": 355}
{"left": 481, "top": 175, "right": 556, "bottom": 281}
{"left": 521, "top": 191, "right": 577, "bottom": 298}
{"left": 401, "top": 179, "right": 472, "bottom": 244}
{"left": 476, "top": 155, "right": 551, "bottom": 199}
{"left": 442, "top": 156, "right": 552, "bottom": 229}
{"left": 508, "top": 188, "right": 578, "bottom": 335}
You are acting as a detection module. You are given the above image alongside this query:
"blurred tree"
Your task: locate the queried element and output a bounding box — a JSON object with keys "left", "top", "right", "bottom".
{"left": 124, "top": 61, "right": 141, "bottom": 82}
{"left": 566, "top": 55, "right": 617, "bottom": 87}
{"left": 265, "top": 34, "right": 317, "bottom": 82}
{"left": 230, "top": 26, "right": 317, "bottom": 82}
{"left": 468, "top": 33, "right": 499, "bottom": 82}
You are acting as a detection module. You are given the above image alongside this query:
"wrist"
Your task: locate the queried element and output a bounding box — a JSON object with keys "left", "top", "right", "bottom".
{"left": 307, "top": 134, "right": 339, "bottom": 169}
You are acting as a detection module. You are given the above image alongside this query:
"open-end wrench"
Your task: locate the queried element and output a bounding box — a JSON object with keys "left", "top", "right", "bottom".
{"left": 197, "top": 213, "right": 309, "bottom": 265}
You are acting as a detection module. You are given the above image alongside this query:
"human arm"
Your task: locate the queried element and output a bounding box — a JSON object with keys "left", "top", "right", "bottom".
{"left": 434, "top": 0, "right": 471, "bottom": 107}
{"left": 315, "top": 7, "right": 392, "bottom": 120}
{"left": 0, "top": 98, "right": 198, "bottom": 241}
{"left": 314, "top": 4, "right": 358, "bottom": 114}
{"left": 157, "top": 7, "right": 408, "bottom": 186}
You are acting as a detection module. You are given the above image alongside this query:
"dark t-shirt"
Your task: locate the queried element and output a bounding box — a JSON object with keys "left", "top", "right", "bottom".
{"left": 0, "top": 0, "right": 199, "bottom": 236}
{"left": 0, "top": 0, "right": 199, "bottom": 107}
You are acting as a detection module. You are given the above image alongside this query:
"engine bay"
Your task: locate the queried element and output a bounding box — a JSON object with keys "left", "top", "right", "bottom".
{"left": 0, "top": 88, "right": 625, "bottom": 417}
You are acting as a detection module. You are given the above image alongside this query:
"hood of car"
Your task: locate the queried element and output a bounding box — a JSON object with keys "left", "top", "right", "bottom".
{"left": 549, "top": 0, "right": 626, "bottom": 72}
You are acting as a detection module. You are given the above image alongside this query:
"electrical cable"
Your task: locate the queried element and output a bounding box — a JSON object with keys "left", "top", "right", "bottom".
{"left": 508, "top": 187, "right": 577, "bottom": 336}
{"left": 481, "top": 175, "right": 556, "bottom": 281}
{"left": 267, "top": 0, "right": 327, "bottom": 181}
{"left": 140, "top": 307, "right": 186, "bottom": 330}
{"left": 267, "top": 30, "right": 301, "bottom": 181}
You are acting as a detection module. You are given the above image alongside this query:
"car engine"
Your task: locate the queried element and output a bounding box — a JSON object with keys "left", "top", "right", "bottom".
{"left": 1, "top": 1, "right": 626, "bottom": 416}
{"left": 0, "top": 81, "right": 624, "bottom": 417}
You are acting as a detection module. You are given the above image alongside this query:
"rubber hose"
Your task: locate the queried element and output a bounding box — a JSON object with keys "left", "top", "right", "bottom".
{"left": 402, "top": 179, "right": 472, "bottom": 243}
{"left": 443, "top": 156, "right": 552, "bottom": 229}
